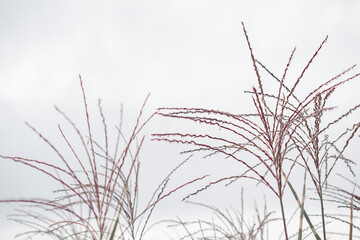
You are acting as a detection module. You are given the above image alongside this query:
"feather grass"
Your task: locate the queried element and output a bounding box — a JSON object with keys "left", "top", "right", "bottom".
{"left": 153, "top": 23, "right": 360, "bottom": 239}
{"left": 0, "top": 76, "right": 207, "bottom": 240}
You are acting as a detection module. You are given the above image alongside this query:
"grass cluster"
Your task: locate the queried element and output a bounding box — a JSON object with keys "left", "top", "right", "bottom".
{"left": 1, "top": 23, "right": 360, "bottom": 239}
{"left": 152, "top": 23, "right": 360, "bottom": 239}
{"left": 0, "top": 77, "right": 207, "bottom": 239}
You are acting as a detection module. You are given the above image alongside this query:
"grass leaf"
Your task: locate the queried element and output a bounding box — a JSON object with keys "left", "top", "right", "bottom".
{"left": 298, "top": 170, "right": 306, "bottom": 240}
{"left": 282, "top": 170, "right": 321, "bottom": 240}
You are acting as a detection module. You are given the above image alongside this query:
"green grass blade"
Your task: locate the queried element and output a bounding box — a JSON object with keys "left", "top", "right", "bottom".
{"left": 109, "top": 217, "right": 119, "bottom": 240}
{"left": 109, "top": 202, "right": 124, "bottom": 240}
{"left": 298, "top": 170, "right": 306, "bottom": 240}
{"left": 349, "top": 189, "right": 354, "bottom": 240}
{"left": 282, "top": 170, "right": 321, "bottom": 240}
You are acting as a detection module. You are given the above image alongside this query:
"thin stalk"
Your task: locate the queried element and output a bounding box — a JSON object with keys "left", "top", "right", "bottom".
{"left": 349, "top": 192, "right": 354, "bottom": 240}
{"left": 109, "top": 202, "right": 124, "bottom": 240}
{"left": 298, "top": 171, "right": 306, "bottom": 240}
{"left": 318, "top": 174, "right": 327, "bottom": 240}
{"left": 282, "top": 170, "right": 321, "bottom": 240}
{"left": 348, "top": 182, "right": 356, "bottom": 240}
{"left": 278, "top": 182, "right": 289, "bottom": 240}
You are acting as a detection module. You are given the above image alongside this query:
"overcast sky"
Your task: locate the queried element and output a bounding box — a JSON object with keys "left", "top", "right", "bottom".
{"left": 1, "top": 1, "right": 360, "bottom": 239}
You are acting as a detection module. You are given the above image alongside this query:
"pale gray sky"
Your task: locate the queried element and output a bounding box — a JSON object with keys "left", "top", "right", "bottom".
{"left": 1, "top": 1, "right": 360, "bottom": 239}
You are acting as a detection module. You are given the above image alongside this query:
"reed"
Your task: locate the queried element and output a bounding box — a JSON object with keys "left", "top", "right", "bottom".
{"left": 152, "top": 22, "right": 360, "bottom": 239}
{"left": 0, "top": 76, "right": 207, "bottom": 240}
{"left": 1, "top": 22, "right": 359, "bottom": 239}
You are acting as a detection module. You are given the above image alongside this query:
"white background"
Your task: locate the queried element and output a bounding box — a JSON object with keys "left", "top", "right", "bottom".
{"left": 1, "top": 1, "right": 360, "bottom": 239}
